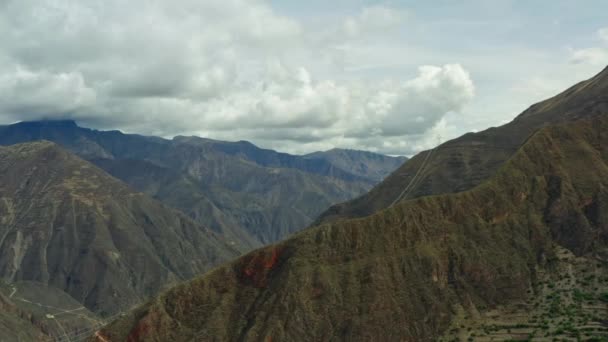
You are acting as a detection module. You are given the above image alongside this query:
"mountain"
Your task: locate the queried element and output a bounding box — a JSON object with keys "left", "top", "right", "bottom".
{"left": 0, "top": 122, "right": 405, "bottom": 249}
{"left": 316, "top": 66, "right": 608, "bottom": 225}
{"left": 95, "top": 110, "right": 608, "bottom": 342}
{"left": 96, "top": 69, "right": 608, "bottom": 341}
{"left": 0, "top": 283, "right": 51, "bottom": 341}
{"left": 0, "top": 279, "right": 103, "bottom": 341}
{"left": 304, "top": 148, "right": 407, "bottom": 182}
{"left": 0, "top": 141, "right": 238, "bottom": 317}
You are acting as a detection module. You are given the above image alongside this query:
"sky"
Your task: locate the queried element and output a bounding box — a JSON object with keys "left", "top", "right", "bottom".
{"left": 0, "top": 0, "right": 607, "bottom": 156}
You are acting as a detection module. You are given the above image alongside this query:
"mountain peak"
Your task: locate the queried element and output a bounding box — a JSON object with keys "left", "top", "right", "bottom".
{"left": 7, "top": 139, "right": 60, "bottom": 152}
{"left": 12, "top": 119, "right": 79, "bottom": 129}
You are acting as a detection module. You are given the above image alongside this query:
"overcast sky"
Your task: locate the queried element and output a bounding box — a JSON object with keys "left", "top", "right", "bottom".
{"left": 0, "top": 0, "right": 607, "bottom": 155}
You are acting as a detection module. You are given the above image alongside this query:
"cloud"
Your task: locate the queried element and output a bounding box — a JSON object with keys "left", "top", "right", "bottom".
{"left": 0, "top": 0, "right": 472, "bottom": 155}
{"left": 567, "top": 27, "right": 608, "bottom": 67}
{"left": 598, "top": 27, "right": 608, "bottom": 42}
{"left": 342, "top": 5, "right": 407, "bottom": 38}
{"left": 0, "top": 64, "right": 96, "bottom": 119}
{"left": 570, "top": 47, "right": 608, "bottom": 66}
{"left": 148, "top": 63, "right": 473, "bottom": 147}
{"left": 372, "top": 65, "right": 475, "bottom": 137}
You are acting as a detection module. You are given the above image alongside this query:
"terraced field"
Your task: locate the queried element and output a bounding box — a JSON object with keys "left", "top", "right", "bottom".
{"left": 441, "top": 246, "right": 608, "bottom": 341}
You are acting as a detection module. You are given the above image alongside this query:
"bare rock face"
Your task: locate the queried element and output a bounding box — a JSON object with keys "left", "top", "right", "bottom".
{"left": 0, "top": 142, "right": 238, "bottom": 315}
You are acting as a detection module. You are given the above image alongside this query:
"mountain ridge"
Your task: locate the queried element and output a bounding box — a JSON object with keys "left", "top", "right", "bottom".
{"left": 316, "top": 65, "right": 608, "bottom": 225}
{"left": 0, "top": 121, "right": 405, "bottom": 249}
{"left": 95, "top": 113, "right": 608, "bottom": 341}
{"left": 0, "top": 141, "right": 238, "bottom": 315}
{"left": 304, "top": 148, "right": 407, "bottom": 182}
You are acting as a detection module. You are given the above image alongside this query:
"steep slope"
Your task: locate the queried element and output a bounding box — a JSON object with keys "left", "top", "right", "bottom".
{"left": 96, "top": 114, "right": 608, "bottom": 341}
{"left": 440, "top": 245, "right": 608, "bottom": 341}
{"left": 317, "top": 65, "right": 608, "bottom": 224}
{"left": 0, "top": 282, "right": 51, "bottom": 341}
{"left": 304, "top": 148, "right": 407, "bottom": 182}
{"left": 0, "top": 142, "right": 238, "bottom": 316}
{"left": 172, "top": 136, "right": 380, "bottom": 182}
{"left": 89, "top": 157, "right": 262, "bottom": 250}
{"left": 0, "top": 279, "right": 105, "bottom": 341}
{"left": 0, "top": 122, "right": 403, "bottom": 248}
{"left": 153, "top": 137, "right": 375, "bottom": 245}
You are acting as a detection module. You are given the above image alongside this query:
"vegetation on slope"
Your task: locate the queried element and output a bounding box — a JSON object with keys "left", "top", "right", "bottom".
{"left": 0, "top": 279, "right": 107, "bottom": 341}
{"left": 0, "top": 280, "right": 51, "bottom": 341}
{"left": 441, "top": 246, "right": 608, "bottom": 341}
{"left": 97, "top": 114, "right": 608, "bottom": 341}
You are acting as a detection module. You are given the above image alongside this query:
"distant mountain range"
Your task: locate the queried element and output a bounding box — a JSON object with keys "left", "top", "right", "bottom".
{"left": 98, "top": 67, "right": 608, "bottom": 341}
{"left": 0, "top": 279, "right": 100, "bottom": 341}
{"left": 0, "top": 121, "right": 406, "bottom": 250}
{"left": 0, "top": 120, "right": 406, "bottom": 339}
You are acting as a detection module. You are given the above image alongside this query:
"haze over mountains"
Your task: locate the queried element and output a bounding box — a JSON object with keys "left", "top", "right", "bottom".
{"left": 0, "top": 141, "right": 245, "bottom": 340}
{"left": 0, "top": 122, "right": 406, "bottom": 250}
{"left": 0, "top": 141, "right": 238, "bottom": 313}
{"left": 0, "top": 121, "right": 405, "bottom": 339}
{"left": 96, "top": 67, "right": 608, "bottom": 341}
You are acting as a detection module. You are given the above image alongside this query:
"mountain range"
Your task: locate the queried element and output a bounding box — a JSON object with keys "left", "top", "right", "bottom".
{"left": 0, "top": 120, "right": 405, "bottom": 340}
{"left": 96, "top": 66, "right": 608, "bottom": 341}
{"left": 0, "top": 122, "right": 406, "bottom": 251}
{"left": 0, "top": 141, "right": 239, "bottom": 315}
{"left": 1, "top": 64, "right": 607, "bottom": 342}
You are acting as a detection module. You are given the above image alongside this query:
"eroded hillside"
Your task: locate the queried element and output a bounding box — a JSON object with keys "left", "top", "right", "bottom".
{"left": 0, "top": 121, "right": 405, "bottom": 249}
{"left": 0, "top": 142, "right": 238, "bottom": 316}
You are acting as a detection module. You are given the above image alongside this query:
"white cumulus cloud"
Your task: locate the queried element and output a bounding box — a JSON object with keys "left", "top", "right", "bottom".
{"left": 0, "top": 0, "right": 472, "bottom": 155}
{"left": 570, "top": 47, "right": 608, "bottom": 66}
{"left": 0, "top": 64, "right": 96, "bottom": 119}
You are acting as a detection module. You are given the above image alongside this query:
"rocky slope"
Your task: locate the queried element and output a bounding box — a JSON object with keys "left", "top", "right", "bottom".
{"left": 0, "top": 142, "right": 238, "bottom": 316}
{"left": 316, "top": 66, "right": 608, "bottom": 225}
{"left": 304, "top": 148, "right": 407, "bottom": 182}
{"left": 0, "top": 122, "right": 405, "bottom": 249}
{"left": 95, "top": 111, "right": 608, "bottom": 340}
{"left": 0, "top": 279, "right": 106, "bottom": 341}
{"left": 0, "top": 281, "right": 51, "bottom": 341}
